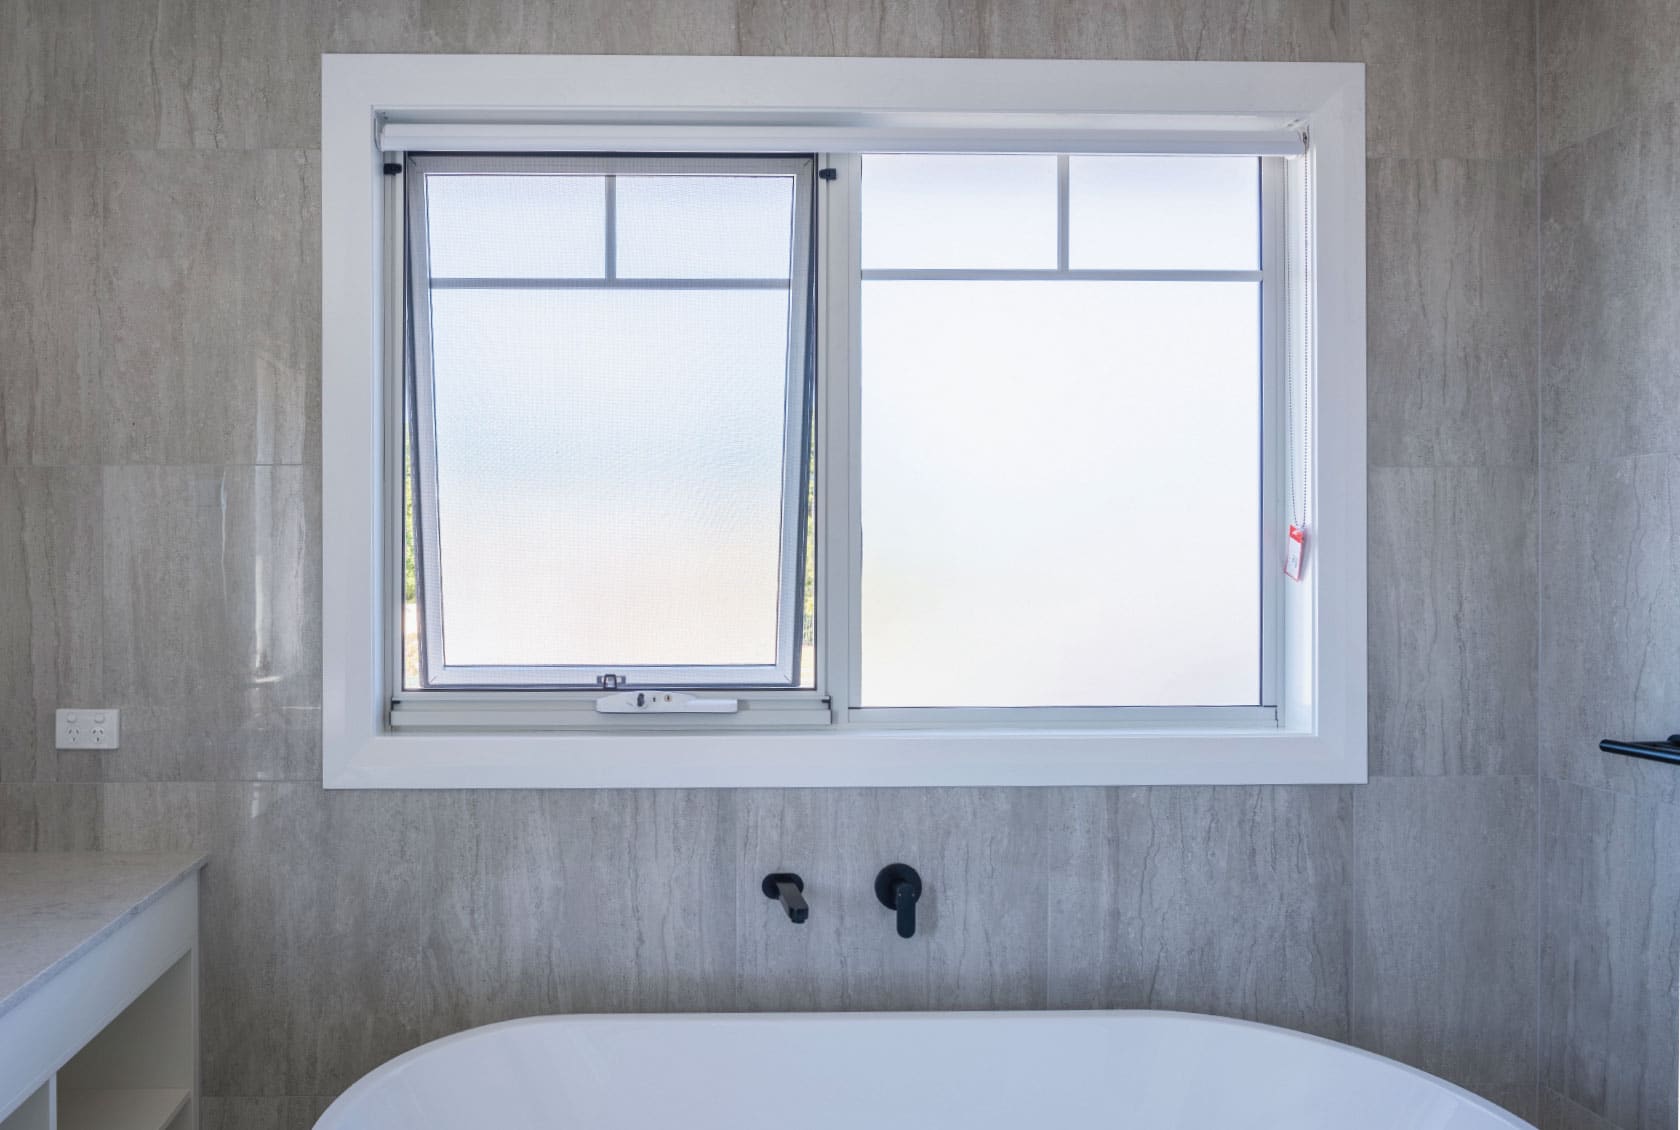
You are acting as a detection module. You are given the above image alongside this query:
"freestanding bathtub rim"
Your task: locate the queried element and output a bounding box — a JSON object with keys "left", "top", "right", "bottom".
{"left": 316, "top": 1008, "right": 1533, "bottom": 1128}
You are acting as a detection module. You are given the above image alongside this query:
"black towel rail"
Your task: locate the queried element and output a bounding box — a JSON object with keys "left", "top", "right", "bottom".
{"left": 1599, "top": 735, "right": 1680, "bottom": 767}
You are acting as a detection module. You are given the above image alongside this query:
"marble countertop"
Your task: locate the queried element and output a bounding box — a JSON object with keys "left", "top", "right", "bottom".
{"left": 0, "top": 852, "right": 206, "bottom": 1020}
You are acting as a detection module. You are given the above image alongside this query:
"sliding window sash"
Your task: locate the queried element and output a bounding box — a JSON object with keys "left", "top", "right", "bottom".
{"left": 834, "top": 153, "right": 1289, "bottom": 725}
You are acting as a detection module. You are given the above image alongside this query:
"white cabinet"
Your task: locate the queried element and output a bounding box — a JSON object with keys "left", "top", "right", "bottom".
{"left": 0, "top": 857, "right": 202, "bottom": 1130}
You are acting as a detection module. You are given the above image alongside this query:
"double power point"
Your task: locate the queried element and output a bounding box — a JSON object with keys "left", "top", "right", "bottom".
{"left": 55, "top": 708, "right": 120, "bottom": 750}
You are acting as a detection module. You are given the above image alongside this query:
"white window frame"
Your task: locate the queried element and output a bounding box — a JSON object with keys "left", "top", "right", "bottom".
{"left": 403, "top": 152, "right": 819, "bottom": 691}
{"left": 322, "top": 54, "right": 1366, "bottom": 789}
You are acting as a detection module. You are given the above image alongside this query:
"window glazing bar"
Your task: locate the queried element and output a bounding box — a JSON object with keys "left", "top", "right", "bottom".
{"left": 428, "top": 277, "right": 792, "bottom": 290}
{"left": 603, "top": 173, "right": 618, "bottom": 279}
{"left": 847, "top": 705, "right": 1279, "bottom": 728}
{"left": 860, "top": 268, "right": 1262, "bottom": 283}
{"left": 1056, "top": 154, "right": 1070, "bottom": 271}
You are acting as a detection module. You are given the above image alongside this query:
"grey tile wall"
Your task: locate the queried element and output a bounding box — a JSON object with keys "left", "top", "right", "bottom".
{"left": 739, "top": 788, "right": 1050, "bottom": 1013}
{"left": 0, "top": 0, "right": 99, "bottom": 150}
{"left": 1540, "top": 3, "right": 1680, "bottom": 1126}
{"left": 0, "top": 782, "right": 101, "bottom": 849}
{"left": 199, "top": 1097, "right": 334, "bottom": 1130}
{"left": 1358, "top": 0, "right": 1536, "bottom": 161}
{"left": 1539, "top": 1089, "right": 1621, "bottom": 1130}
{"left": 98, "top": 465, "right": 321, "bottom": 781}
{"left": 1352, "top": 5, "right": 1543, "bottom": 1115}
{"left": 1367, "top": 158, "right": 1537, "bottom": 469}
{"left": 97, "top": 0, "right": 328, "bottom": 152}
{"left": 326, "top": 0, "right": 741, "bottom": 55}
{"left": 0, "top": 150, "right": 101, "bottom": 465}
{"left": 99, "top": 150, "right": 320, "bottom": 466}
{"left": 1539, "top": 456, "right": 1680, "bottom": 808}
{"left": 0, "top": 1, "right": 1546, "bottom": 1127}
{"left": 737, "top": 0, "right": 1365, "bottom": 63}
{"left": 738, "top": 0, "right": 985, "bottom": 56}
{"left": 1538, "top": 0, "right": 1680, "bottom": 158}
{"left": 1540, "top": 102, "right": 1680, "bottom": 468}
{"left": 1540, "top": 779, "right": 1680, "bottom": 1129}
{"left": 1351, "top": 777, "right": 1539, "bottom": 1114}
{"left": 0, "top": 466, "right": 101, "bottom": 780}
{"left": 1368, "top": 466, "right": 1537, "bottom": 777}
{"left": 972, "top": 0, "right": 1359, "bottom": 63}
{"left": 1043, "top": 786, "right": 1351, "bottom": 1039}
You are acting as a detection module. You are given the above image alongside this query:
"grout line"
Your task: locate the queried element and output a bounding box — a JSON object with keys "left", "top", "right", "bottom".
{"left": 1541, "top": 772, "right": 1680, "bottom": 811}
{"left": 1534, "top": 16, "right": 1545, "bottom": 1094}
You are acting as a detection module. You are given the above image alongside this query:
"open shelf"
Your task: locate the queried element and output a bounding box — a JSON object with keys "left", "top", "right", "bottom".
{"left": 0, "top": 859, "right": 199, "bottom": 1130}
{"left": 56, "top": 1090, "right": 187, "bottom": 1130}
{"left": 50, "top": 952, "right": 194, "bottom": 1130}
{"left": 0, "top": 1083, "right": 51, "bottom": 1130}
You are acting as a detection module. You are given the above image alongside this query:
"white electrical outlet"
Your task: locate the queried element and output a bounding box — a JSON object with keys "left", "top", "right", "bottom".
{"left": 56, "top": 708, "right": 120, "bottom": 750}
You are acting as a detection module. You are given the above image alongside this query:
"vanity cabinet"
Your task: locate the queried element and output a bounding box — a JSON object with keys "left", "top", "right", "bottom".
{"left": 0, "top": 856, "right": 204, "bottom": 1130}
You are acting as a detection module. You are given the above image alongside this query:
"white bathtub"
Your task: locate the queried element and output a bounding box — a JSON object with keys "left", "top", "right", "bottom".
{"left": 316, "top": 1010, "right": 1533, "bottom": 1129}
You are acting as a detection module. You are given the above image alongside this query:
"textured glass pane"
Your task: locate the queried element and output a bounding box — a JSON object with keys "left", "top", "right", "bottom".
{"left": 862, "top": 155, "right": 1059, "bottom": 270}
{"left": 427, "top": 288, "right": 793, "bottom": 668}
{"left": 615, "top": 175, "right": 796, "bottom": 278}
{"left": 425, "top": 174, "right": 605, "bottom": 278}
{"left": 860, "top": 280, "right": 1260, "bottom": 707}
{"left": 1068, "top": 156, "right": 1258, "bottom": 271}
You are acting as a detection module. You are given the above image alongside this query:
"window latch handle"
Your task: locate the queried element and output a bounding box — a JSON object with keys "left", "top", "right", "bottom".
{"left": 595, "top": 691, "right": 739, "bottom": 715}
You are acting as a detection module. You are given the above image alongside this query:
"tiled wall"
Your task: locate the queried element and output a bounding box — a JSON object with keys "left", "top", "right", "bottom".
{"left": 1538, "top": 2, "right": 1680, "bottom": 1127}
{"left": 1, "top": 2, "right": 1542, "bottom": 1127}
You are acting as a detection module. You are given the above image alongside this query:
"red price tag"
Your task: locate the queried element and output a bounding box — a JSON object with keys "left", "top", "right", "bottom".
{"left": 1283, "top": 524, "right": 1306, "bottom": 581}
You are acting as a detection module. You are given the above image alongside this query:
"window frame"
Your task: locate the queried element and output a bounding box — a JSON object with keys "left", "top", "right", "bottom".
{"left": 403, "top": 152, "right": 819, "bottom": 691}
{"left": 840, "top": 152, "right": 1285, "bottom": 725}
{"left": 323, "top": 54, "right": 1367, "bottom": 788}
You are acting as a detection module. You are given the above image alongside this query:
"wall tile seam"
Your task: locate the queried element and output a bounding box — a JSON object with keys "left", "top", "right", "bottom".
{"left": 9, "top": 777, "right": 328, "bottom": 786}
{"left": 1539, "top": 1087, "right": 1625, "bottom": 1130}
{"left": 1537, "top": 90, "right": 1680, "bottom": 163}
{"left": 1534, "top": 450, "right": 1680, "bottom": 472}
{"left": 1364, "top": 772, "right": 1543, "bottom": 787}
{"left": 1365, "top": 458, "right": 1543, "bottom": 473}
{"left": 0, "top": 147, "right": 324, "bottom": 158}
{"left": 1537, "top": 87, "right": 1680, "bottom": 165}
{"left": 1537, "top": 772, "right": 1680, "bottom": 816}
{"left": 0, "top": 142, "right": 325, "bottom": 154}
{"left": 0, "top": 463, "right": 321, "bottom": 471}
{"left": 1365, "top": 770, "right": 1542, "bottom": 782}
{"left": 1366, "top": 146, "right": 1541, "bottom": 163}
{"left": 1531, "top": 0, "right": 1546, "bottom": 1104}
{"left": 1538, "top": 125, "right": 1617, "bottom": 164}
{"left": 10, "top": 778, "right": 1526, "bottom": 790}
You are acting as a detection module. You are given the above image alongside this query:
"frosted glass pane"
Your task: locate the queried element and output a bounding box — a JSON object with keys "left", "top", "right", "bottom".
{"left": 427, "top": 288, "right": 792, "bottom": 667}
{"left": 1068, "top": 156, "right": 1258, "bottom": 271}
{"left": 860, "top": 280, "right": 1260, "bottom": 707}
{"left": 862, "top": 155, "right": 1058, "bottom": 269}
{"left": 615, "top": 175, "right": 796, "bottom": 278}
{"left": 426, "top": 174, "right": 605, "bottom": 278}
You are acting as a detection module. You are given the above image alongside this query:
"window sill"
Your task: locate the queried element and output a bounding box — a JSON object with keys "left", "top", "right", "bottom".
{"left": 324, "top": 726, "right": 1366, "bottom": 789}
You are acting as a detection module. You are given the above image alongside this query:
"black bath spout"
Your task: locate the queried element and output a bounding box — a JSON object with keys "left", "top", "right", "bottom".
{"left": 761, "top": 872, "right": 809, "bottom": 923}
{"left": 874, "top": 863, "right": 923, "bottom": 939}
